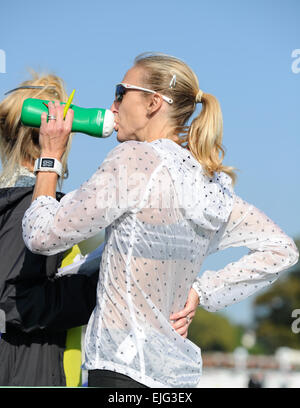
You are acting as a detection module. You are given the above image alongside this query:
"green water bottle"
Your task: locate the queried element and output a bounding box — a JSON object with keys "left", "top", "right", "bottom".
{"left": 21, "top": 98, "right": 115, "bottom": 138}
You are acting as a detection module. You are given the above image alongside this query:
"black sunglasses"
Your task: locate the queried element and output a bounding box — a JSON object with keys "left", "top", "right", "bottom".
{"left": 115, "top": 84, "right": 127, "bottom": 102}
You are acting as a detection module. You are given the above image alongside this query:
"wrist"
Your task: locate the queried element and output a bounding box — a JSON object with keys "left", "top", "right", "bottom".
{"left": 35, "top": 171, "right": 59, "bottom": 179}
{"left": 40, "top": 152, "right": 63, "bottom": 161}
{"left": 191, "top": 283, "right": 201, "bottom": 306}
{"left": 32, "top": 171, "right": 58, "bottom": 202}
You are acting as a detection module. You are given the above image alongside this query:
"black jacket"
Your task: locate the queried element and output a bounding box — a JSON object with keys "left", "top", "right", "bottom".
{"left": 0, "top": 186, "right": 98, "bottom": 333}
{"left": 0, "top": 186, "right": 99, "bottom": 385}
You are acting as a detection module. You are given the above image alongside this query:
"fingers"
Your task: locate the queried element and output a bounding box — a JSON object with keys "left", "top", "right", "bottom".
{"left": 171, "top": 307, "right": 194, "bottom": 331}
{"left": 47, "top": 101, "right": 57, "bottom": 126}
{"left": 64, "top": 106, "right": 74, "bottom": 132}
{"left": 170, "top": 304, "right": 187, "bottom": 320}
{"left": 170, "top": 310, "right": 186, "bottom": 321}
{"left": 170, "top": 297, "right": 197, "bottom": 338}
{"left": 174, "top": 325, "right": 188, "bottom": 337}
{"left": 48, "top": 100, "right": 56, "bottom": 116}
{"left": 40, "top": 112, "right": 48, "bottom": 127}
{"left": 170, "top": 288, "right": 199, "bottom": 321}
{"left": 172, "top": 316, "right": 191, "bottom": 338}
{"left": 170, "top": 305, "right": 194, "bottom": 321}
{"left": 55, "top": 100, "right": 64, "bottom": 123}
{"left": 171, "top": 314, "right": 192, "bottom": 329}
{"left": 46, "top": 100, "right": 73, "bottom": 130}
{"left": 39, "top": 100, "right": 73, "bottom": 159}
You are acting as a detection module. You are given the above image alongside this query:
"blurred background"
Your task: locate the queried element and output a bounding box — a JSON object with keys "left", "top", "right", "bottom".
{"left": 1, "top": 0, "right": 299, "bottom": 388}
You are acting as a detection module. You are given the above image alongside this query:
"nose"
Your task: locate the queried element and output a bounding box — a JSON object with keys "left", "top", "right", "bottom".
{"left": 110, "top": 100, "right": 119, "bottom": 114}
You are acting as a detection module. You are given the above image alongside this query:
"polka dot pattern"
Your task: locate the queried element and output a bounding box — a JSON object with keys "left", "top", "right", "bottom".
{"left": 22, "top": 138, "right": 299, "bottom": 388}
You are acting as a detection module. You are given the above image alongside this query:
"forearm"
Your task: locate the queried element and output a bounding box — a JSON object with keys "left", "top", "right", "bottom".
{"left": 192, "top": 195, "right": 299, "bottom": 312}
{"left": 30, "top": 101, "right": 73, "bottom": 202}
{"left": 192, "top": 248, "right": 287, "bottom": 312}
{"left": 32, "top": 171, "right": 58, "bottom": 202}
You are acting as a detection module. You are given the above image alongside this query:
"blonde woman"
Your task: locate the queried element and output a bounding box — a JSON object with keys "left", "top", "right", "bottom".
{"left": 22, "top": 53, "right": 299, "bottom": 388}
{"left": 0, "top": 74, "right": 99, "bottom": 386}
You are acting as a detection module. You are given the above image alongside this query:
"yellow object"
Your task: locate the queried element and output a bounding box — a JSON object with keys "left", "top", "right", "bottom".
{"left": 61, "top": 233, "right": 104, "bottom": 387}
{"left": 63, "top": 89, "right": 75, "bottom": 119}
{"left": 61, "top": 244, "right": 82, "bottom": 387}
{"left": 61, "top": 244, "right": 81, "bottom": 268}
{"left": 63, "top": 326, "right": 83, "bottom": 387}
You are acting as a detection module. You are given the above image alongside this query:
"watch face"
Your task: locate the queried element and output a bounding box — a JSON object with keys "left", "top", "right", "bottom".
{"left": 41, "top": 158, "right": 55, "bottom": 168}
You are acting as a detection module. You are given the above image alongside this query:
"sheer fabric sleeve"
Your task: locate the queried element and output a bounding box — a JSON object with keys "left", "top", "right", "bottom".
{"left": 192, "top": 194, "right": 299, "bottom": 312}
{"left": 22, "top": 141, "right": 161, "bottom": 255}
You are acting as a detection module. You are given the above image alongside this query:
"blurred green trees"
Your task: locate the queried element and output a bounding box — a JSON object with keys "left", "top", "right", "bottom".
{"left": 187, "top": 308, "right": 243, "bottom": 352}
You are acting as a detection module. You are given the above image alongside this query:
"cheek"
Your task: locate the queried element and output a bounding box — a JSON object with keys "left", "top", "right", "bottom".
{"left": 120, "top": 103, "right": 145, "bottom": 130}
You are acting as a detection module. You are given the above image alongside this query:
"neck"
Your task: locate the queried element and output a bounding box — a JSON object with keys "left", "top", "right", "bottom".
{"left": 142, "top": 117, "right": 177, "bottom": 143}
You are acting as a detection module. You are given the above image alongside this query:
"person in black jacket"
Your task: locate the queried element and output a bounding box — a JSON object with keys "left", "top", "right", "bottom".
{"left": 0, "top": 74, "right": 99, "bottom": 386}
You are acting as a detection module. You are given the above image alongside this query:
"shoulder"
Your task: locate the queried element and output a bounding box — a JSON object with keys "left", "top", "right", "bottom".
{"left": 105, "top": 141, "right": 161, "bottom": 167}
{"left": 109, "top": 140, "right": 160, "bottom": 155}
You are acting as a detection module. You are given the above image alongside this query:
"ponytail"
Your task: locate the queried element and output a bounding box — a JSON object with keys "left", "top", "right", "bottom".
{"left": 188, "top": 92, "right": 236, "bottom": 184}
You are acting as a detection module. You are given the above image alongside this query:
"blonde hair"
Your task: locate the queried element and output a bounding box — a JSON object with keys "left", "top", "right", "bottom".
{"left": 134, "top": 53, "right": 237, "bottom": 184}
{"left": 0, "top": 71, "right": 72, "bottom": 187}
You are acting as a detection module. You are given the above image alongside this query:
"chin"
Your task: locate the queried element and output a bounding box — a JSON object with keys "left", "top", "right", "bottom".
{"left": 116, "top": 131, "right": 132, "bottom": 143}
{"left": 116, "top": 130, "right": 138, "bottom": 143}
{"left": 116, "top": 132, "right": 125, "bottom": 142}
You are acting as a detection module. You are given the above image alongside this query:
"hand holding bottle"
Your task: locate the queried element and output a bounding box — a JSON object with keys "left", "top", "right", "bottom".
{"left": 40, "top": 101, "right": 74, "bottom": 161}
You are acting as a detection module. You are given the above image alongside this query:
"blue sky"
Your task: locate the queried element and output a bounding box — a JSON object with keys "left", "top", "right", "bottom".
{"left": 0, "top": 0, "right": 299, "bottom": 326}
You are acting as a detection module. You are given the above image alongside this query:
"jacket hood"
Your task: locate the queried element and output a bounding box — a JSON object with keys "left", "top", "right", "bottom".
{"left": 0, "top": 187, "right": 34, "bottom": 214}
{"left": 152, "top": 139, "right": 234, "bottom": 232}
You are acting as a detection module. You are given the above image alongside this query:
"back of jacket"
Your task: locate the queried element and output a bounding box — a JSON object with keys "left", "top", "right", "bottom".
{"left": 0, "top": 186, "right": 98, "bottom": 333}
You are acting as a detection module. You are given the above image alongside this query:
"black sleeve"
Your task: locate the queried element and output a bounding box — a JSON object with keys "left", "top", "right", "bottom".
{"left": 14, "top": 268, "right": 98, "bottom": 332}
{"left": 0, "top": 188, "right": 98, "bottom": 333}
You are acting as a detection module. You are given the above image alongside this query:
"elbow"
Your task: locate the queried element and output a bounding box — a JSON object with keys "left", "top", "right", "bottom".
{"left": 288, "top": 239, "right": 299, "bottom": 268}
{"left": 22, "top": 209, "right": 59, "bottom": 255}
{"left": 276, "top": 236, "right": 299, "bottom": 271}
{"left": 22, "top": 221, "right": 42, "bottom": 254}
{"left": 23, "top": 231, "right": 62, "bottom": 255}
{"left": 22, "top": 211, "right": 42, "bottom": 254}
{"left": 22, "top": 221, "right": 54, "bottom": 255}
{"left": 22, "top": 231, "right": 43, "bottom": 254}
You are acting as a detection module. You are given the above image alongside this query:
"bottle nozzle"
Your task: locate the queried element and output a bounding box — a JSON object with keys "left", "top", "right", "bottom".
{"left": 103, "top": 110, "right": 115, "bottom": 138}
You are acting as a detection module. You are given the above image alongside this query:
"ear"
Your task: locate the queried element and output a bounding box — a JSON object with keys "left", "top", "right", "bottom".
{"left": 147, "top": 93, "right": 163, "bottom": 116}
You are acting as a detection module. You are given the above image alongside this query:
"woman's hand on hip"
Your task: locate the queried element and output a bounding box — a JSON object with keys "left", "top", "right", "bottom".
{"left": 40, "top": 100, "right": 74, "bottom": 160}
{"left": 170, "top": 288, "right": 199, "bottom": 338}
